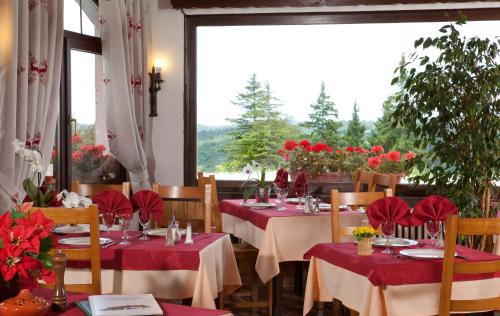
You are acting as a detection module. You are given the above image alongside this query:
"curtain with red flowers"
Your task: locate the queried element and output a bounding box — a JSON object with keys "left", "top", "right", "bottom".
{"left": 99, "top": 0, "right": 155, "bottom": 192}
{"left": 0, "top": 0, "right": 63, "bottom": 212}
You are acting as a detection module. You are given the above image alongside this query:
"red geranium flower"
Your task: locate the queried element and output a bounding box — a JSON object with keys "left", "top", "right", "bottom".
{"left": 368, "top": 156, "right": 382, "bottom": 170}
{"left": 312, "top": 142, "right": 326, "bottom": 153}
{"left": 51, "top": 149, "right": 56, "bottom": 160}
{"left": 277, "top": 149, "right": 285, "bottom": 156}
{"left": 284, "top": 140, "right": 298, "bottom": 151}
{"left": 355, "top": 146, "right": 365, "bottom": 153}
{"left": 299, "top": 140, "right": 311, "bottom": 149}
{"left": 324, "top": 145, "right": 333, "bottom": 153}
{"left": 72, "top": 134, "right": 82, "bottom": 144}
{"left": 72, "top": 151, "right": 83, "bottom": 162}
{"left": 93, "top": 144, "right": 106, "bottom": 155}
{"left": 335, "top": 149, "right": 342, "bottom": 154}
{"left": 404, "top": 151, "right": 417, "bottom": 160}
{"left": 388, "top": 150, "right": 401, "bottom": 162}
{"left": 283, "top": 153, "right": 290, "bottom": 161}
{"left": 379, "top": 153, "right": 389, "bottom": 160}
{"left": 346, "top": 146, "right": 355, "bottom": 153}
{"left": 80, "top": 144, "right": 94, "bottom": 152}
{"left": 371, "top": 145, "right": 384, "bottom": 153}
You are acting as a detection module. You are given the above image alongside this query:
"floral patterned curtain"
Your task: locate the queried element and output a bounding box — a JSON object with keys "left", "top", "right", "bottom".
{"left": 0, "top": 0, "right": 64, "bottom": 212}
{"left": 99, "top": 0, "right": 155, "bottom": 192}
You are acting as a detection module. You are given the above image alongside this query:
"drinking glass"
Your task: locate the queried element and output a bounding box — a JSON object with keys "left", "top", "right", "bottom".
{"left": 381, "top": 221, "right": 395, "bottom": 254}
{"left": 118, "top": 215, "right": 132, "bottom": 245}
{"left": 296, "top": 190, "right": 305, "bottom": 209}
{"left": 139, "top": 210, "right": 151, "bottom": 240}
{"left": 101, "top": 212, "right": 115, "bottom": 237}
{"left": 272, "top": 183, "right": 282, "bottom": 204}
{"left": 277, "top": 187, "right": 288, "bottom": 211}
{"left": 426, "top": 220, "right": 439, "bottom": 248}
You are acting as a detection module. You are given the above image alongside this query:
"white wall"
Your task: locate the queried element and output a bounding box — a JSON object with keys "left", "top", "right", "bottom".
{"left": 148, "top": 1, "right": 500, "bottom": 185}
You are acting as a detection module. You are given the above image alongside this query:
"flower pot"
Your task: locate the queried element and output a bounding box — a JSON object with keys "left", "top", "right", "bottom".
{"left": 0, "top": 282, "right": 19, "bottom": 302}
{"left": 357, "top": 238, "right": 373, "bottom": 256}
{"left": 290, "top": 171, "right": 353, "bottom": 183}
{"left": 73, "top": 168, "right": 103, "bottom": 184}
{"left": 255, "top": 186, "right": 271, "bottom": 203}
{"left": 0, "top": 289, "right": 49, "bottom": 316}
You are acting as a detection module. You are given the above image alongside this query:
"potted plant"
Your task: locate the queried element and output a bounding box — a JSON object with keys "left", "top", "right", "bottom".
{"left": 392, "top": 16, "right": 499, "bottom": 249}
{"left": 72, "top": 144, "right": 114, "bottom": 183}
{"left": 352, "top": 226, "right": 376, "bottom": 256}
{"left": 242, "top": 161, "right": 270, "bottom": 202}
{"left": 365, "top": 145, "right": 417, "bottom": 182}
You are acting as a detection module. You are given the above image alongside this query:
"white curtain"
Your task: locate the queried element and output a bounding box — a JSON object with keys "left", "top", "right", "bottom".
{"left": 99, "top": 0, "right": 155, "bottom": 192}
{"left": 0, "top": 0, "right": 64, "bottom": 212}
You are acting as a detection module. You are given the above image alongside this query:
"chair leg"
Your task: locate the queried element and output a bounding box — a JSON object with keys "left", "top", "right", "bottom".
{"left": 332, "top": 299, "right": 343, "bottom": 315}
{"left": 218, "top": 292, "right": 224, "bottom": 309}
{"left": 378, "top": 286, "right": 388, "bottom": 316}
{"left": 267, "top": 281, "right": 273, "bottom": 316}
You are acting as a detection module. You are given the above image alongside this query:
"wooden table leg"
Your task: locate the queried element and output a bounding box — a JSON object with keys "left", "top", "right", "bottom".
{"left": 294, "top": 261, "right": 304, "bottom": 296}
{"left": 272, "top": 271, "right": 283, "bottom": 316}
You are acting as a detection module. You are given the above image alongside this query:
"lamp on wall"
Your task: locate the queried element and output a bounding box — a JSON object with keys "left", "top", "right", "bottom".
{"left": 148, "top": 64, "right": 163, "bottom": 117}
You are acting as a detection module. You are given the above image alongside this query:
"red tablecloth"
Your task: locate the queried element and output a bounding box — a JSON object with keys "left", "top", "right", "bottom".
{"left": 220, "top": 199, "right": 337, "bottom": 230}
{"left": 304, "top": 241, "right": 500, "bottom": 286}
{"left": 32, "top": 288, "right": 230, "bottom": 316}
{"left": 57, "top": 232, "right": 226, "bottom": 271}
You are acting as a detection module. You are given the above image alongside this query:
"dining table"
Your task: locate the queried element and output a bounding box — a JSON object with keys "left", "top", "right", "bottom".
{"left": 220, "top": 198, "right": 366, "bottom": 315}
{"left": 32, "top": 288, "right": 233, "bottom": 316}
{"left": 302, "top": 240, "right": 500, "bottom": 316}
{"left": 56, "top": 231, "right": 241, "bottom": 309}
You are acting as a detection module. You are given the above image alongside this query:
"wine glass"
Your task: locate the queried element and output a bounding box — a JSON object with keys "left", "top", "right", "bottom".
{"left": 101, "top": 212, "right": 115, "bottom": 237}
{"left": 295, "top": 189, "right": 305, "bottom": 209}
{"left": 381, "top": 221, "right": 395, "bottom": 254}
{"left": 139, "top": 210, "right": 151, "bottom": 240}
{"left": 272, "top": 183, "right": 282, "bottom": 203}
{"left": 426, "top": 220, "right": 439, "bottom": 248}
{"left": 276, "top": 187, "right": 288, "bottom": 211}
{"left": 118, "top": 215, "right": 132, "bottom": 245}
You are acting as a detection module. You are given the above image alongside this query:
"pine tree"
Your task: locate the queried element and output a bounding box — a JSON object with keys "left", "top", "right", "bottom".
{"left": 344, "top": 101, "right": 366, "bottom": 147}
{"left": 225, "top": 74, "right": 300, "bottom": 170}
{"left": 302, "top": 82, "right": 342, "bottom": 146}
{"left": 369, "top": 55, "right": 415, "bottom": 151}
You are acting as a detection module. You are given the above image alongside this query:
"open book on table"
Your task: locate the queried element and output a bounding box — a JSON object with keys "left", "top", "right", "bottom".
{"left": 88, "top": 294, "right": 163, "bottom": 316}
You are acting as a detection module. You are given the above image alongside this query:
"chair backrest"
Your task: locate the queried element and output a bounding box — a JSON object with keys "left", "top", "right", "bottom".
{"left": 72, "top": 180, "right": 131, "bottom": 199}
{"left": 354, "top": 170, "right": 375, "bottom": 193}
{"left": 152, "top": 183, "right": 211, "bottom": 232}
{"left": 197, "top": 172, "right": 222, "bottom": 233}
{"left": 371, "top": 173, "right": 399, "bottom": 194}
{"left": 330, "top": 189, "right": 393, "bottom": 243}
{"left": 32, "top": 205, "right": 101, "bottom": 294}
{"left": 439, "top": 215, "right": 500, "bottom": 315}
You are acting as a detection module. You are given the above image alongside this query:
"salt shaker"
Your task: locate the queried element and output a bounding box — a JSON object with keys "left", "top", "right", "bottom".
{"left": 184, "top": 222, "right": 194, "bottom": 244}
{"left": 303, "top": 194, "right": 312, "bottom": 214}
{"left": 171, "top": 215, "right": 181, "bottom": 243}
{"left": 165, "top": 224, "right": 175, "bottom": 246}
{"left": 313, "top": 198, "right": 321, "bottom": 214}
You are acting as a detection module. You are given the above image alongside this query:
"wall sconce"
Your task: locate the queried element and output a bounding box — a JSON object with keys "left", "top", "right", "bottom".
{"left": 148, "top": 65, "right": 163, "bottom": 117}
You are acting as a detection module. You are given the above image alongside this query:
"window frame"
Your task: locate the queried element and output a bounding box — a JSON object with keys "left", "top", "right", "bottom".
{"left": 184, "top": 8, "right": 500, "bottom": 189}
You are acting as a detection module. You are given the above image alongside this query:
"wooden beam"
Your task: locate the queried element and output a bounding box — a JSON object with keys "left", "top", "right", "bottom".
{"left": 171, "top": 0, "right": 492, "bottom": 9}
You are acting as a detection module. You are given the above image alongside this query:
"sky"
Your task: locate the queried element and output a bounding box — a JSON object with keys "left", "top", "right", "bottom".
{"left": 197, "top": 21, "right": 499, "bottom": 126}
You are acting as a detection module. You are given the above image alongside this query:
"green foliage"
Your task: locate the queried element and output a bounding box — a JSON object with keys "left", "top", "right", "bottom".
{"left": 392, "top": 17, "right": 500, "bottom": 218}
{"left": 344, "top": 101, "right": 366, "bottom": 146}
{"left": 302, "top": 82, "right": 342, "bottom": 146}
{"left": 197, "top": 126, "right": 235, "bottom": 172}
{"left": 225, "top": 74, "right": 301, "bottom": 171}
{"left": 22, "top": 178, "right": 54, "bottom": 207}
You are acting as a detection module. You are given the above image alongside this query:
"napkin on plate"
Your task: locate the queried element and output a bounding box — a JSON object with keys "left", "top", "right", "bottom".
{"left": 92, "top": 190, "right": 133, "bottom": 218}
{"left": 131, "top": 190, "right": 164, "bottom": 223}
{"left": 291, "top": 172, "right": 308, "bottom": 197}
{"left": 366, "top": 197, "right": 410, "bottom": 228}
{"left": 274, "top": 168, "right": 289, "bottom": 189}
{"left": 411, "top": 195, "right": 458, "bottom": 225}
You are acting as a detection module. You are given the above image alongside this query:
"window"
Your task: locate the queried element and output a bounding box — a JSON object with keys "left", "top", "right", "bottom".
{"left": 186, "top": 10, "right": 500, "bottom": 185}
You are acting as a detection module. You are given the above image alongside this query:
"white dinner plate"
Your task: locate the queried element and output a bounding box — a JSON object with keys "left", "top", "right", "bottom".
{"left": 286, "top": 198, "right": 319, "bottom": 204}
{"left": 372, "top": 238, "right": 418, "bottom": 247}
{"left": 146, "top": 228, "right": 186, "bottom": 237}
{"left": 53, "top": 224, "right": 120, "bottom": 234}
{"left": 399, "top": 248, "right": 456, "bottom": 260}
{"left": 241, "top": 202, "right": 276, "bottom": 208}
{"left": 319, "top": 203, "right": 331, "bottom": 210}
{"left": 58, "top": 237, "right": 113, "bottom": 246}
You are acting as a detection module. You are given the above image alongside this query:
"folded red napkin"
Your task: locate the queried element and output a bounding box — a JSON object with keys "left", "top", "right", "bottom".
{"left": 131, "top": 190, "right": 164, "bottom": 223}
{"left": 92, "top": 190, "right": 133, "bottom": 218}
{"left": 291, "top": 172, "right": 308, "bottom": 196}
{"left": 366, "top": 197, "right": 410, "bottom": 228}
{"left": 411, "top": 195, "right": 458, "bottom": 226}
{"left": 274, "top": 168, "right": 289, "bottom": 190}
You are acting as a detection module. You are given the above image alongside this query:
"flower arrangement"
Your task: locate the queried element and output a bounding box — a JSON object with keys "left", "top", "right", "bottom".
{"left": 72, "top": 144, "right": 113, "bottom": 173}
{"left": 241, "top": 160, "right": 267, "bottom": 200}
{"left": 0, "top": 204, "right": 55, "bottom": 293}
{"left": 352, "top": 226, "right": 377, "bottom": 241}
{"left": 366, "top": 146, "right": 417, "bottom": 174}
{"left": 56, "top": 190, "right": 92, "bottom": 208}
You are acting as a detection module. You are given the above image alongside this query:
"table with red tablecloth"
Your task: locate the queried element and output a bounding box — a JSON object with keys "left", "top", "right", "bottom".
{"left": 32, "top": 288, "right": 233, "bottom": 316}
{"left": 220, "top": 199, "right": 366, "bottom": 283}
{"left": 303, "top": 241, "right": 500, "bottom": 316}
{"left": 58, "top": 232, "right": 241, "bottom": 309}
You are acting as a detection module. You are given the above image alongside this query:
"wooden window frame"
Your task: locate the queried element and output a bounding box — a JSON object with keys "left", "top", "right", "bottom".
{"left": 184, "top": 9, "right": 500, "bottom": 193}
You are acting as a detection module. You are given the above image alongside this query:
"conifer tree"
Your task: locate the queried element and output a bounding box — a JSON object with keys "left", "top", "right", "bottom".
{"left": 344, "top": 101, "right": 366, "bottom": 146}
{"left": 302, "top": 82, "right": 341, "bottom": 146}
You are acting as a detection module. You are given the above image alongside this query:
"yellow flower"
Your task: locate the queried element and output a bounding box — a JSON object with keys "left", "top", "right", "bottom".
{"left": 353, "top": 226, "right": 376, "bottom": 239}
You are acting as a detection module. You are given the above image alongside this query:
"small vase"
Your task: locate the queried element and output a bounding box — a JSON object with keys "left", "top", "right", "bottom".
{"left": 0, "top": 289, "right": 49, "bottom": 316}
{"left": 255, "top": 186, "right": 271, "bottom": 203}
{"left": 357, "top": 238, "right": 373, "bottom": 256}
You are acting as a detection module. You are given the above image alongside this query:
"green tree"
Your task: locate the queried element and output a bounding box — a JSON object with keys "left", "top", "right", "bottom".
{"left": 225, "top": 74, "right": 300, "bottom": 170}
{"left": 370, "top": 56, "right": 415, "bottom": 151}
{"left": 344, "top": 101, "right": 366, "bottom": 146}
{"left": 302, "top": 82, "right": 341, "bottom": 146}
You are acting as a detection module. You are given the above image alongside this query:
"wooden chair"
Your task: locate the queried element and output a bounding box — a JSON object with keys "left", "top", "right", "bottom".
{"left": 152, "top": 183, "right": 211, "bottom": 232}
{"left": 371, "top": 173, "right": 400, "bottom": 194}
{"left": 31, "top": 205, "right": 101, "bottom": 294}
{"left": 330, "top": 189, "right": 393, "bottom": 243}
{"left": 439, "top": 215, "right": 500, "bottom": 315}
{"left": 71, "top": 180, "right": 131, "bottom": 199}
{"left": 196, "top": 173, "right": 272, "bottom": 315}
{"left": 353, "top": 170, "right": 375, "bottom": 193}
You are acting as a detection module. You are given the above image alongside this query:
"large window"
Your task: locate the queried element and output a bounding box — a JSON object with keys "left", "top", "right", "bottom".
{"left": 186, "top": 10, "right": 500, "bottom": 184}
